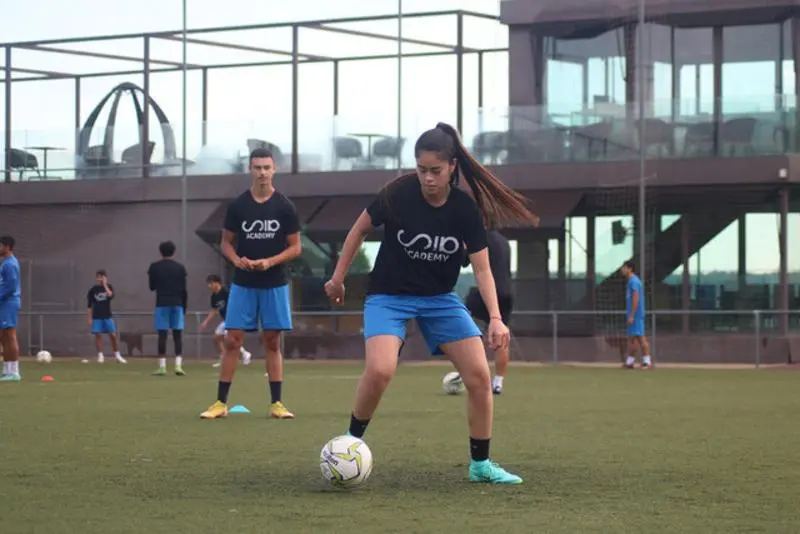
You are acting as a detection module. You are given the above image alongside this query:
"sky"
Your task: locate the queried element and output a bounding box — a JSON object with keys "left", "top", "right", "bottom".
{"left": 0, "top": 0, "right": 796, "bottom": 276}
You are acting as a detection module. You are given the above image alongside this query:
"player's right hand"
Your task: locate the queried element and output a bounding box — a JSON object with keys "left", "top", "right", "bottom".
{"left": 324, "top": 279, "right": 345, "bottom": 305}
{"left": 235, "top": 256, "right": 253, "bottom": 270}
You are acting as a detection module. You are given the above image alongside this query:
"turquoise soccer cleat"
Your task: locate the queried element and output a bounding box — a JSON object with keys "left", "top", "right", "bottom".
{"left": 0, "top": 373, "right": 21, "bottom": 382}
{"left": 468, "top": 460, "right": 523, "bottom": 484}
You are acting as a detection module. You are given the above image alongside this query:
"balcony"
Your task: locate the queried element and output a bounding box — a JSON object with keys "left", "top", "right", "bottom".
{"left": 1, "top": 96, "right": 798, "bottom": 182}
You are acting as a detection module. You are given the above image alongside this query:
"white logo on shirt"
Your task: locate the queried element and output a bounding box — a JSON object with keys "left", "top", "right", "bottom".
{"left": 94, "top": 292, "right": 109, "bottom": 302}
{"left": 242, "top": 219, "right": 281, "bottom": 240}
{"left": 396, "top": 230, "right": 460, "bottom": 263}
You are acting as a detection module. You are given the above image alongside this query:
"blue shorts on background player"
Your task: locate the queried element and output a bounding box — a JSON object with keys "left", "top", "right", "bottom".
{"left": 87, "top": 269, "right": 126, "bottom": 364}
{"left": 621, "top": 261, "right": 654, "bottom": 370}
{"left": 147, "top": 241, "right": 188, "bottom": 376}
{"left": 324, "top": 123, "right": 540, "bottom": 485}
{"left": 0, "top": 235, "right": 22, "bottom": 381}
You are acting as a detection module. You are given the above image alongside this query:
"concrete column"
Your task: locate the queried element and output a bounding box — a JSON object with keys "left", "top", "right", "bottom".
{"left": 737, "top": 215, "right": 747, "bottom": 293}
{"left": 779, "top": 187, "right": 789, "bottom": 335}
{"left": 516, "top": 238, "right": 549, "bottom": 311}
{"left": 681, "top": 214, "right": 690, "bottom": 334}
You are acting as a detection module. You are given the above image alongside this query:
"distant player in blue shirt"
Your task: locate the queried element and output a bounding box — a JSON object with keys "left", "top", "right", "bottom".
{"left": 0, "top": 235, "right": 22, "bottom": 381}
{"left": 621, "top": 260, "right": 653, "bottom": 370}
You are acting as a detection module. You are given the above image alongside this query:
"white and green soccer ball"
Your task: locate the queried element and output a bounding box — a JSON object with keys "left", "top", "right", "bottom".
{"left": 36, "top": 350, "right": 52, "bottom": 363}
{"left": 442, "top": 371, "right": 465, "bottom": 395}
{"left": 319, "top": 435, "right": 373, "bottom": 489}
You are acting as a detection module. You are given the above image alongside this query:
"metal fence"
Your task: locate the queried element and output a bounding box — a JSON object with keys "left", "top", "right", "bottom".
{"left": 13, "top": 309, "right": 800, "bottom": 369}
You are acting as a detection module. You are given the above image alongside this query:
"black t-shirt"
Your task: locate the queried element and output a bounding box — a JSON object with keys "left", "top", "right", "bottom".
{"left": 367, "top": 179, "right": 487, "bottom": 296}
{"left": 224, "top": 190, "right": 300, "bottom": 289}
{"left": 87, "top": 284, "right": 114, "bottom": 319}
{"left": 487, "top": 230, "right": 512, "bottom": 297}
{"left": 210, "top": 287, "right": 229, "bottom": 320}
{"left": 147, "top": 259, "right": 188, "bottom": 308}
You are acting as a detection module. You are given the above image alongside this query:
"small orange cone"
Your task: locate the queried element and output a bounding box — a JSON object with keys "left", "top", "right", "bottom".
{"left": 41, "top": 375, "right": 54, "bottom": 382}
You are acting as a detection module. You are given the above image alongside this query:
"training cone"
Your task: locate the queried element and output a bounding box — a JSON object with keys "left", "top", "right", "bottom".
{"left": 229, "top": 405, "right": 250, "bottom": 414}
{"left": 41, "top": 375, "right": 54, "bottom": 382}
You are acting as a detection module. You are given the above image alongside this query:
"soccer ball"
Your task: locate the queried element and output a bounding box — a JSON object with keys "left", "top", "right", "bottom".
{"left": 36, "top": 350, "right": 52, "bottom": 363}
{"left": 442, "top": 371, "right": 465, "bottom": 395}
{"left": 319, "top": 435, "right": 373, "bottom": 489}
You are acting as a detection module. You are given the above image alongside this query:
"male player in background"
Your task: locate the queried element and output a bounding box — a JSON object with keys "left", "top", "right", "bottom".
{"left": 201, "top": 147, "right": 302, "bottom": 420}
{"left": 464, "top": 228, "right": 514, "bottom": 394}
{"left": 147, "top": 241, "right": 188, "bottom": 376}
{"left": 0, "top": 235, "right": 22, "bottom": 381}
{"left": 87, "top": 269, "right": 126, "bottom": 364}
{"left": 621, "top": 260, "right": 653, "bottom": 370}
{"left": 200, "top": 274, "right": 251, "bottom": 368}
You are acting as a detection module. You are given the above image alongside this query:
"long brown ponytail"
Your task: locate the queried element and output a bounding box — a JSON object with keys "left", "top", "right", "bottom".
{"left": 376, "top": 123, "right": 539, "bottom": 229}
{"left": 433, "top": 122, "right": 539, "bottom": 228}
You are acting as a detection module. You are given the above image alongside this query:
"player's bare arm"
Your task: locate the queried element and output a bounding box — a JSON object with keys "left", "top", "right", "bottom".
{"left": 629, "top": 290, "right": 639, "bottom": 325}
{"left": 103, "top": 278, "right": 113, "bottom": 298}
{"left": 325, "top": 210, "right": 374, "bottom": 303}
{"left": 86, "top": 295, "right": 93, "bottom": 327}
{"left": 470, "top": 248, "right": 509, "bottom": 350}
{"left": 200, "top": 308, "right": 218, "bottom": 331}
{"left": 221, "top": 229, "right": 254, "bottom": 270}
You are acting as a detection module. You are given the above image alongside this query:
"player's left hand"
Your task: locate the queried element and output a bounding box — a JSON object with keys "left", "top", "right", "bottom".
{"left": 324, "top": 279, "right": 345, "bottom": 305}
{"left": 254, "top": 258, "right": 272, "bottom": 271}
{"left": 627, "top": 316, "right": 634, "bottom": 325}
{"left": 487, "top": 318, "right": 510, "bottom": 350}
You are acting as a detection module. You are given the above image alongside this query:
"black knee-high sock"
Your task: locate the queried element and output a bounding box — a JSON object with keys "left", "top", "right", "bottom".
{"left": 218, "top": 381, "right": 232, "bottom": 403}
{"left": 269, "top": 381, "right": 282, "bottom": 404}
{"left": 349, "top": 413, "right": 371, "bottom": 438}
{"left": 173, "top": 330, "right": 183, "bottom": 356}
{"left": 157, "top": 330, "right": 168, "bottom": 356}
{"left": 469, "top": 438, "right": 490, "bottom": 462}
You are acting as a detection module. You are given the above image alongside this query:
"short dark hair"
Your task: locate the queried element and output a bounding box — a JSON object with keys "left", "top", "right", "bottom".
{"left": 0, "top": 235, "right": 15, "bottom": 250}
{"left": 96, "top": 269, "right": 107, "bottom": 277}
{"left": 623, "top": 260, "right": 636, "bottom": 272}
{"left": 159, "top": 241, "right": 176, "bottom": 257}
{"left": 249, "top": 148, "right": 274, "bottom": 163}
{"left": 206, "top": 274, "right": 222, "bottom": 284}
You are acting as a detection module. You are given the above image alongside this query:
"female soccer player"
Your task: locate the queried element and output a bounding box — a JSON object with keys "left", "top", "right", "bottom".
{"left": 324, "top": 123, "right": 538, "bottom": 484}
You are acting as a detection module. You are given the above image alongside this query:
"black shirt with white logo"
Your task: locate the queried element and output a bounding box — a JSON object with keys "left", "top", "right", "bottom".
{"left": 147, "top": 259, "right": 188, "bottom": 308}
{"left": 367, "top": 179, "right": 487, "bottom": 296}
{"left": 87, "top": 284, "right": 114, "bottom": 319}
{"left": 210, "top": 287, "right": 229, "bottom": 320}
{"left": 487, "top": 230, "right": 512, "bottom": 297}
{"left": 224, "top": 190, "right": 300, "bottom": 289}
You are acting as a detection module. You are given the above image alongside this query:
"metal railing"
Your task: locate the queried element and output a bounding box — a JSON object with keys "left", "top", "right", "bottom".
{"left": 14, "top": 309, "right": 800, "bottom": 368}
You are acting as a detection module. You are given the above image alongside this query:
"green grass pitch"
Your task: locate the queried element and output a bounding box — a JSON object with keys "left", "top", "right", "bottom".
{"left": 1, "top": 360, "right": 798, "bottom": 534}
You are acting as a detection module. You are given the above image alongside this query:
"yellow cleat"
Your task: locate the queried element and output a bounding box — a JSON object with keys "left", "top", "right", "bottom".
{"left": 270, "top": 401, "right": 295, "bottom": 420}
{"left": 200, "top": 401, "right": 228, "bottom": 419}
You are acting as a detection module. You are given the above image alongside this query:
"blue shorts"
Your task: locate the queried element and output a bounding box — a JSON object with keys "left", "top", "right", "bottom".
{"left": 364, "top": 292, "right": 482, "bottom": 355}
{"left": 154, "top": 306, "right": 185, "bottom": 331}
{"left": 627, "top": 318, "right": 645, "bottom": 337}
{"left": 225, "top": 283, "right": 292, "bottom": 332}
{"left": 92, "top": 318, "right": 117, "bottom": 334}
{"left": 0, "top": 300, "right": 20, "bottom": 330}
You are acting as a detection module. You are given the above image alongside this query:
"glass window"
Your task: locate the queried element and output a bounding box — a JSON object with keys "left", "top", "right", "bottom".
{"left": 722, "top": 24, "right": 781, "bottom": 114}
{"left": 544, "top": 29, "right": 627, "bottom": 127}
